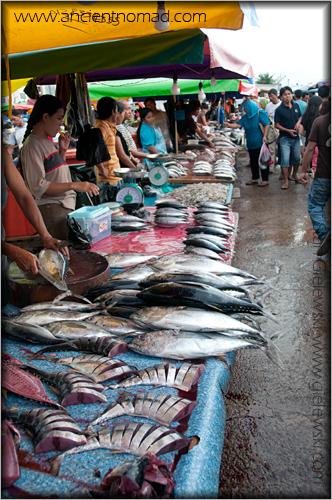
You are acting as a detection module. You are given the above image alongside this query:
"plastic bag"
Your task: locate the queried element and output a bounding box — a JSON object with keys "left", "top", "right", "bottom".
{"left": 76, "top": 124, "right": 110, "bottom": 167}
{"left": 67, "top": 216, "right": 91, "bottom": 249}
{"left": 259, "top": 143, "right": 273, "bottom": 170}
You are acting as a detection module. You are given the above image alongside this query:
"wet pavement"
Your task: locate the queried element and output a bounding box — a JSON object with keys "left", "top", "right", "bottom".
{"left": 218, "top": 152, "right": 331, "bottom": 499}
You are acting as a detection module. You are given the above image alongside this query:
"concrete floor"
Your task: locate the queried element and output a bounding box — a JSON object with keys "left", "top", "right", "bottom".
{"left": 218, "top": 153, "right": 331, "bottom": 499}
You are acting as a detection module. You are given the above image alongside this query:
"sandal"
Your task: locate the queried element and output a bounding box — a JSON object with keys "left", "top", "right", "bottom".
{"left": 245, "top": 180, "right": 259, "bottom": 185}
{"left": 258, "top": 182, "right": 269, "bottom": 187}
{"left": 281, "top": 184, "right": 289, "bottom": 190}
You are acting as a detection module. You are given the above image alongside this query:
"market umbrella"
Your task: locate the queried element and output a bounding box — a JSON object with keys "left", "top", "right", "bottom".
{"left": 1, "top": 29, "right": 254, "bottom": 83}
{"left": 1, "top": 2, "right": 251, "bottom": 55}
{"left": 87, "top": 78, "right": 242, "bottom": 100}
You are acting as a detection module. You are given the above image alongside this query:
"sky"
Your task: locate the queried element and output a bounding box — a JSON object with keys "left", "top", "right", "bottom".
{"left": 205, "top": 1, "right": 330, "bottom": 89}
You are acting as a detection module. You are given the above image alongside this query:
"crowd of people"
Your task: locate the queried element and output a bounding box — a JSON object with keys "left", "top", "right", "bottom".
{"left": 1, "top": 84, "right": 330, "bottom": 290}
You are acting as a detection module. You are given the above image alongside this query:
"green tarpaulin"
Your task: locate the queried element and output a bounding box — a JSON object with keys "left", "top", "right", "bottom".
{"left": 88, "top": 78, "right": 241, "bottom": 100}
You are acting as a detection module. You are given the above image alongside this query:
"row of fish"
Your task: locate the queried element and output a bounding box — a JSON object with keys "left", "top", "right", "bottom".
{"left": 154, "top": 199, "right": 190, "bottom": 228}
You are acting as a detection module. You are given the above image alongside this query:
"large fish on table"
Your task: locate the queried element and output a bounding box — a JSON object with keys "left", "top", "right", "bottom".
{"left": 99, "top": 253, "right": 158, "bottom": 268}
{"left": 131, "top": 306, "right": 265, "bottom": 339}
{"left": 13, "top": 309, "right": 100, "bottom": 326}
{"left": 137, "top": 282, "right": 276, "bottom": 320}
{"left": 149, "top": 255, "right": 257, "bottom": 279}
{"left": 128, "top": 330, "right": 268, "bottom": 360}
{"left": 139, "top": 270, "right": 263, "bottom": 289}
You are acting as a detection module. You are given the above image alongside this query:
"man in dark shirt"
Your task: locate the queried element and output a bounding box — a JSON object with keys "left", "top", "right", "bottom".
{"left": 274, "top": 86, "right": 302, "bottom": 189}
{"left": 300, "top": 101, "right": 331, "bottom": 256}
{"left": 178, "top": 99, "right": 215, "bottom": 149}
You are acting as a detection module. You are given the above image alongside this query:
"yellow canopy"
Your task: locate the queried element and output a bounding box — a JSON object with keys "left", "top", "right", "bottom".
{"left": 1, "top": 78, "right": 31, "bottom": 97}
{"left": 2, "top": 1, "right": 244, "bottom": 55}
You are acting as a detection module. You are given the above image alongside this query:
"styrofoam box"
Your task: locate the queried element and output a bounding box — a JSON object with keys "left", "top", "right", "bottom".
{"left": 68, "top": 206, "right": 112, "bottom": 245}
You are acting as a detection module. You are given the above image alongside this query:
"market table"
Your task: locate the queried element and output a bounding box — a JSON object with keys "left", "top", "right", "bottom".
{"left": 2, "top": 205, "right": 239, "bottom": 499}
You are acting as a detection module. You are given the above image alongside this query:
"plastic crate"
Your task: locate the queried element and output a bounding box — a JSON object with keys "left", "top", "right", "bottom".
{"left": 68, "top": 206, "right": 112, "bottom": 245}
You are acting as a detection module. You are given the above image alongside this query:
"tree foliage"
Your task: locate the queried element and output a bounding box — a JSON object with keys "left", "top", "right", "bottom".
{"left": 256, "top": 73, "right": 279, "bottom": 84}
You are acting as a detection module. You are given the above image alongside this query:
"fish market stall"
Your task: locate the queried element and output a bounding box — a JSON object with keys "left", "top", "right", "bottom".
{"left": 2, "top": 197, "right": 274, "bottom": 499}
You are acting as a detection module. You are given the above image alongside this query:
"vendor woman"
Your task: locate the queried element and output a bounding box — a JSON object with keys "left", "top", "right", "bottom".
{"left": 95, "top": 97, "right": 124, "bottom": 202}
{"left": 136, "top": 107, "right": 168, "bottom": 168}
{"left": 19, "top": 95, "right": 99, "bottom": 240}
{"left": 178, "top": 99, "right": 215, "bottom": 149}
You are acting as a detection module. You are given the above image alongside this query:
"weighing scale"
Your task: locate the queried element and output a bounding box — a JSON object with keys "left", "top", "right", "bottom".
{"left": 114, "top": 168, "right": 146, "bottom": 212}
{"left": 146, "top": 155, "right": 174, "bottom": 194}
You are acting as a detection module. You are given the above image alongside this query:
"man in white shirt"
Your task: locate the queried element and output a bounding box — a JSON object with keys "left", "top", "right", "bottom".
{"left": 11, "top": 109, "right": 27, "bottom": 158}
{"left": 266, "top": 89, "right": 281, "bottom": 169}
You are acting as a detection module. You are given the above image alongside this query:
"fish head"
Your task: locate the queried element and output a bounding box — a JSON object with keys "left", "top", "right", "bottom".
{"left": 38, "top": 249, "right": 69, "bottom": 291}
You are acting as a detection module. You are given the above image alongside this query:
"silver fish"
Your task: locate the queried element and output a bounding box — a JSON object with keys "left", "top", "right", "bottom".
{"left": 2, "top": 319, "right": 59, "bottom": 344}
{"left": 14, "top": 309, "right": 100, "bottom": 326}
{"left": 149, "top": 255, "right": 257, "bottom": 279}
{"left": 88, "top": 315, "right": 145, "bottom": 336}
{"left": 128, "top": 330, "right": 267, "bottom": 360}
{"left": 20, "top": 301, "right": 99, "bottom": 313}
{"left": 185, "top": 246, "right": 225, "bottom": 261}
{"left": 130, "top": 306, "right": 263, "bottom": 338}
{"left": 102, "top": 253, "right": 158, "bottom": 268}
{"left": 44, "top": 320, "right": 117, "bottom": 340}
{"left": 38, "top": 249, "right": 69, "bottom": 291}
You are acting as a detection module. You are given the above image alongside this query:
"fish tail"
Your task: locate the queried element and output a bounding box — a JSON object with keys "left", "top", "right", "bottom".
{"left": 264, "top": 340, "right": 285, "bottom": 369}
{"left": 261, "top": 308, "right": 279, "bottom": 324}
{"left": 48, "top": 455, "right": 63, "bottom": 476}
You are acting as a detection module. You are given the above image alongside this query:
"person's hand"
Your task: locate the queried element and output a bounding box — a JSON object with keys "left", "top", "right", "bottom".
{"left": 15, "top": 247, "right": 41, "bottom": 275}
{"left": 58, "top": 132, "right": 71, "bottom": 151}
{"left": 300, "top": 172, "right": 309, "bottom": 188}
{"left": 73, "top": 181, "right": 100, "bottom": 197}
{"left": 262, "top": 136, "right": 268, "bottom": 144}
{"left": 288, "top": 129, "right": 298, "bottom": 138}
{"left": 41, "top": 235, "right": 70, "bottom": 259}
{"left": 209, "top": 142, "right": 216, "bottom": 149}
{"left": 97, "top": 165, "right": 109, "bottom": 179}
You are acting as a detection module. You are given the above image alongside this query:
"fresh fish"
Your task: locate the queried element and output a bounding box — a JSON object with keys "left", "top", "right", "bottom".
{"left": 155, "top": 208, "right": 189, "bottom": 217}
{"left": 87, "top": 391, "right": 197, "bottom": 429}
{"left": 194, "top": 214, "right": 234, "bottom": 229}
{"left": 29, "top": 335, "right": 128, "bottom": 360}
{"left": 2, "top": 319, "right": 60, "bottom": 344}
{"left": 106, "top": 362, "right": 205, "bottom": 392}
{"left": 49, "top": 423, "right": 191, "bottom": 476}
{"left": 38, "top": 249, "right": 69, "bottom": 291}
{"left": 183, "top": 238, "right": 228, "bottom": 254}
{"left": 13, "top": 309, "right": 100, "bottom": 326}
{"left": 1, "top": 420, "right": 20, "bottom": 488}
{"left": 93, "top": 289, "right": 142, "bottom": 305}
{"left": 102, "top": 253, "right": 158, "bottom": 268}
{"left": 108, "top": 265, "right": 156, "bottom": 282}
{"left": 138, "top": 271, "right": 255, "bottom": 298}
{"left": 128, "top": 330, "right": 267, "bottom": 360}
{"left": 194, "top": 219, "right": 234, "bottom": 232}
{"left": 83, "top": 279, "right": 142, "bottom": 302}
{"left": 184, "top": 234, "right": 230, "bottom": 251}
{"left": 184, "top": 246, "right": 225, "bottom": 261}
{"left": 88, "top": 315, "right": 146, "bottom": 336}
{"left": 185, "top": 226, "right": 229, "bottom": 237}
{"left": 2, "top": 352, "right": 61, "bottom": 407}
{"left": 149, "top": 254, "right": 257, "bottom": 279}
{"left": 154, "top": 201, "right": 187, "bottom": 209}
{"left": 197, "top": 201, "right": 229, "bottom": 210}
{"left": 137, "top": 282, "right": 271, "bottom": 317}
{"left": 131, "top": 306, "right": 264, "bottom": 338}
{"left": 12, "top": 365, "right": 107, "bottom": 406}
{"left": 20, "top": 300, "right": 99, "bottom": 313}
{"left": 43, "top": 320, "right": 117, "bottom": 340}
{"left": 112, "top": 222, "right": 150, "bottom": 232}
{"left": 35, "top": 354, "right": 137, "bottom": 383}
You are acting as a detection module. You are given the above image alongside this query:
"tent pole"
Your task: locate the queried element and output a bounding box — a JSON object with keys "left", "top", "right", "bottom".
{"left": 174, "top": 94, "right": 178, "bottom": 154}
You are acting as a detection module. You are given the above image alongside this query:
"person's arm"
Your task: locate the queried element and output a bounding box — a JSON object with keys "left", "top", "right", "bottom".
{"left": 274, "top": 122, "right": 298, "bottom": 138}
{"left": 224, "top": 122, "right": 242, "bottom": 129}
{"left": 195, "top": 127, "right": 215, "bottom": 149}
{"left": 115, "top": 136, "right": 137, "bottom": 169}
{"left": 294, "top": 116, "right": 302, "bottom": 133}
{"left": 1, "top": 242, "right": 41, "bottom": 274}
{"left": 146, "top": 145, "right": 159, "bottom": 154}
{"left": 44, "top": 181, "right": 99, "bottom": 197}
{"left": 57, "top": 133, "right": 70, "bottom": 161}
{"left": 300, "top": 140, "right": 317, "bottom": 187}
{"left": 200, "top": 114, "right": 208, "bottom": 127}
{"left": 297, "top": 119, "right": 306, "bottom": 137}
{"left": 130, "top": 149, "right": 149, "bottom": 159}
{"left": 262, "top": 124, "right": 269, "bottom": 143}
{"left": 2, "top": 146, "right": 69, "bottom": 257}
